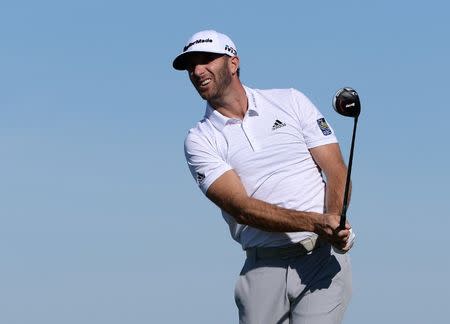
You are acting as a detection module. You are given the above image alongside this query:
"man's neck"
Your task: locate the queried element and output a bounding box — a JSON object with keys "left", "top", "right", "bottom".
{"left": 208, "top": 82, "right": 248, "bottom": 120}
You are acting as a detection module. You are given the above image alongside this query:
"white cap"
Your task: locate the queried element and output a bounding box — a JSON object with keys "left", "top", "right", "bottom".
{"left": 172, "top": 30, "right": 237, "bottom": 70}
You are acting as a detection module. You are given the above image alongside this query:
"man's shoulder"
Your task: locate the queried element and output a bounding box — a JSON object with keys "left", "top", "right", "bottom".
{"left": 186, "top": 117, "right": 210, "bottom": 137}
{"left": 184, "top": 117, "right": 225, "bottom": 156}
{"left": 184, "top": 117, "right": 217, "bottom": 147}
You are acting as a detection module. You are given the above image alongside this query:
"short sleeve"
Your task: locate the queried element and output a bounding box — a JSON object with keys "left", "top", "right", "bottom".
{"left": 184, "top": 131, "right": 232, "bottom": 194}
{"left": 291, "top": 89, "right": 338, "bottom": 148}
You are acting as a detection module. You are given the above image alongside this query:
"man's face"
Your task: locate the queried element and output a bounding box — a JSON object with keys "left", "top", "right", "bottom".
{"left": 185, "top": 52, "right": 232, "bottom": 102}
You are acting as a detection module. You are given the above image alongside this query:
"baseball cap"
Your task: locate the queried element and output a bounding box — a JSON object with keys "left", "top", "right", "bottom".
{"left": 172, "top": 30, "right": 238, "bottom": 70}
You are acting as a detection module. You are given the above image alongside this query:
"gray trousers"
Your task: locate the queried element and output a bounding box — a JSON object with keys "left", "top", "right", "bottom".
{"left": 234, "top": 243, "right": 352, "bottom": 324}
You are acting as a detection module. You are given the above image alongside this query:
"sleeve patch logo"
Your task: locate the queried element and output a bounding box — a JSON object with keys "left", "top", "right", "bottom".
{"left": 317, "top": 118, "right": 332, "bottom": 136}
{"left": 196, "top": 172, "right": 205, "bottom": 184}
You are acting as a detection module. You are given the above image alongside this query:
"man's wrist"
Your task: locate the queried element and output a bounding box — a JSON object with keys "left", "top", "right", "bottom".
{"left": 310, "top": 212, "right": 326, "bottom": 235}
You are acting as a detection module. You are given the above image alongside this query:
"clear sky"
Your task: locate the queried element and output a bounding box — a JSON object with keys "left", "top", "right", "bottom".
{"left": 1, "top": 0, "right": 449, "bottom": 323}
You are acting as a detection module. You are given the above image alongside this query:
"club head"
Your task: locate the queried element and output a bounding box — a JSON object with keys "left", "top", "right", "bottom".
{"left": 333, "top": 87, "right": 361, "bottom": 118}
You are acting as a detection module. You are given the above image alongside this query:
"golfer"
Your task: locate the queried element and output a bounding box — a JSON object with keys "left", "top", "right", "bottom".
{"left": 173, "top": 30, "right": 353, "bottom": 324}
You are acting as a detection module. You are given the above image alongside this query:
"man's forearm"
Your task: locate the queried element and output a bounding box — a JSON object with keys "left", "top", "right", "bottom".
{"left": 225, "top": 195, "right": 346, "bottom": 247}
{"left": 325, "top": 174, "right": 350, "bottom": 215}
{"left": 205, "top": 169, "right": 346, "bottom": 237}
{"left": 309, "top": 144, "right": 349, "bottom": 215}
{"left": 206, "top": 169, "right": 348, "bottom": 246}
{"left": 225, "top": 195, "right": 322, "bottom": 233}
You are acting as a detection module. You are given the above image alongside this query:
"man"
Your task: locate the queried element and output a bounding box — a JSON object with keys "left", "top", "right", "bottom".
{"left": 173, "top": 30, "right": 354, "bottom": 324}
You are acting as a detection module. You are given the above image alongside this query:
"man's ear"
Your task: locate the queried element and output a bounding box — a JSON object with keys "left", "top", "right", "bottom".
{"left": 230, "top": 56, "right": 240, "bottom": 75}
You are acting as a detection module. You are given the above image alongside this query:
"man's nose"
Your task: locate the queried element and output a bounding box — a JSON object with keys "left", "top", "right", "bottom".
{"left": 192, "top": 63, "right": 206, "bottom": 76}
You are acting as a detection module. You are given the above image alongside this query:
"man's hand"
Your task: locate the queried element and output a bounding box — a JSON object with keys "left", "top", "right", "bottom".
{"left": 314, "top": 213, "right": 353, "bottom": 251}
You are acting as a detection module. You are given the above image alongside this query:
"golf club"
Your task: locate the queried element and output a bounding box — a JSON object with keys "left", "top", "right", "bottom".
{"left": 332, "top": 87, "right": 361, "bottom": 230}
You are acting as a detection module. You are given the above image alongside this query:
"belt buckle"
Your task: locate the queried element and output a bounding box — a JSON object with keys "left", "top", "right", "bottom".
{"left": 301, "top": 238, "right": 315, "bottom": 252}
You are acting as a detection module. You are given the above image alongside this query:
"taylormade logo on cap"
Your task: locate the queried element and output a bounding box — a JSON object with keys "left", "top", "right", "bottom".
{"left": 172, "top": 30, "right": 237, "bottom": 70}
{"left": 183, "top": 38, "right": 213, "bottom": 52}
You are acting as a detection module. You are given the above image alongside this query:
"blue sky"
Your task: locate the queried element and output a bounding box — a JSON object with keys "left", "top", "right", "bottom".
{"left": 1, "top": 0, "right": 449, "bottom": 323}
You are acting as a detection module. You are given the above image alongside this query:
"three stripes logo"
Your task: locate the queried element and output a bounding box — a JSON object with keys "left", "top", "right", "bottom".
{"left": 196, "top": 172, "right": 205, "bottom": 184}
{"left": 272, "top": 119, "right": 286, "bottom": 131}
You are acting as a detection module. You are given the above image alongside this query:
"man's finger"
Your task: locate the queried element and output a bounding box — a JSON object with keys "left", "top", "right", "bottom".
{"left": 336, "top": 229, "right": 350, "bottom": 239}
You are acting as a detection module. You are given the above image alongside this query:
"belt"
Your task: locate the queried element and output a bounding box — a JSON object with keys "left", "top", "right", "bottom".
{"left": 245, "top": 236, "right": 323, "bottom": 260}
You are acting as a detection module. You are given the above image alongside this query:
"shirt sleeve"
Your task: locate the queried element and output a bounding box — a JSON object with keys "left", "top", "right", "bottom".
{"left": 184, "top": 130, "right": 232, "bottom": 194}
{"left": 291, "top": 89, "right": 338, "bottom": 148}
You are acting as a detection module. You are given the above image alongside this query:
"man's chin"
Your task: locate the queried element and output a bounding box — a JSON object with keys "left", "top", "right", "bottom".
{"left": 196, "top": 89, "right": 210, "bottom": 100}
{"left": 196, "top": 87, "right": 220, "bottom": 103}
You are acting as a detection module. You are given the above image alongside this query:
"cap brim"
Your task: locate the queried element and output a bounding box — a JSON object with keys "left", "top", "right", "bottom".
{"left": 172, "top": 52, "right": 191, "bottom": 70}
{"left": 172, "top": 51, "right": 232, "bottom": 71}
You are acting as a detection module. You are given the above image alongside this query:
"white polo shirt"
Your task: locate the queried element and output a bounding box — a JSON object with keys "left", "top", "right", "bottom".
{"left": 184, "top": 86, "right": 338, "bottom": 249}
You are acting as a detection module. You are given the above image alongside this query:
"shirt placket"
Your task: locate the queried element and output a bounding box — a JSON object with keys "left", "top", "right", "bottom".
{"left": 241, "top": 116, "right": 261, "bottom": 152}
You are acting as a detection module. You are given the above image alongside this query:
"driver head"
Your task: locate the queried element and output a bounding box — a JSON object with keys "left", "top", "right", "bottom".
{"left": 333, "top": 87, "right": 361, "bottom": 117}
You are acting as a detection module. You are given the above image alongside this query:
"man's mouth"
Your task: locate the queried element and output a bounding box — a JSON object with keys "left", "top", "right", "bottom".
{"left": 199, "top": 78, "right": 211, "bottom": 87}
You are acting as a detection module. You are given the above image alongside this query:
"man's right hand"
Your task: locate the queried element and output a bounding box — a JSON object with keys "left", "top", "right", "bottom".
{"left": 315, "top": 213, "right": 352, "bottom": 251}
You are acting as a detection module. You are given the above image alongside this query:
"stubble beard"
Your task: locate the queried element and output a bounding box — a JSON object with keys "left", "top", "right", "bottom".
{"left": 200, "top": 59, "right": 232, "bottom": 106}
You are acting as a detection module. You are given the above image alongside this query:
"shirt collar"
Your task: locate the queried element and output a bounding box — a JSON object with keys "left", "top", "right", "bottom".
{"left": 204, "top": 85, "right": 260, "bottom": 130}
{"left": 244, "top": 85, "right": 260, "bottom": 116}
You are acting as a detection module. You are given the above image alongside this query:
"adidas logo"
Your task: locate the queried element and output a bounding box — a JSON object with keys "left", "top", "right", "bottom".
{"left": 196, "top": 172, "right": 205, "bottom": 184}
{"left": 272, "top": 119, "right": 286, "bottom": 130}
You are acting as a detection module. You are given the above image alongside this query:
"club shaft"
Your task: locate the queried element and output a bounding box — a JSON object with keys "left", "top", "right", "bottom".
{"left": 340, "top": 116, "right": 358, "bottom": 229}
